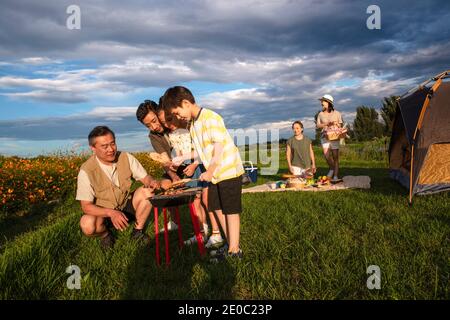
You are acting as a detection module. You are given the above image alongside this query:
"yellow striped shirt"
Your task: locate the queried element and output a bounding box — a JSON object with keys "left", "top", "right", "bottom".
{"left": 190, "top": 108, "right": 244, "bottom": 184}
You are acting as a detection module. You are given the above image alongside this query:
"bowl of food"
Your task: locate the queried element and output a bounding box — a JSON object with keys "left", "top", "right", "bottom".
{"left": 286, "top": 177, "right": 306, "bottom": 189}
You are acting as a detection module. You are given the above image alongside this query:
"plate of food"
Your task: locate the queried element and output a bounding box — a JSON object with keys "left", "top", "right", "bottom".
{"left": 317, "top": 176, "right": 331, "bottom": 185}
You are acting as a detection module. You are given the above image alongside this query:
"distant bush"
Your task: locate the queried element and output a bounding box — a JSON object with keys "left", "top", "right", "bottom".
{"left": 132, "top": 152, "right": 164, "bottom": 178}
{"left": 339, "top": 137, "right": 389, "bottom": 162}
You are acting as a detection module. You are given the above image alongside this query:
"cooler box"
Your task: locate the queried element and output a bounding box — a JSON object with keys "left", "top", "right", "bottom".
{"left": 243, "top": 161, "right": 258, "bottom": 183}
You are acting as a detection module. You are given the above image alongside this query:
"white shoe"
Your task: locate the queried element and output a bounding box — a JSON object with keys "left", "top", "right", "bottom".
{"left": 332, "top": 176, "right": 340, "bottom": 182}
{"left": 327, "top": 170, "right": 334, "bottom": 178}
{"left": 205, "top": 234, "right": 224, "bottom": 249}
{"left": 159, "top": 221, "right": 178, "bottom": 233}
{"left": 184, "top": 234, "right": 206, "bottom": 246}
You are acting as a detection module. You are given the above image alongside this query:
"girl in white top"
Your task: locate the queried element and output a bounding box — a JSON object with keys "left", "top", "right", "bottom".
{"left": 168, "top": 128, "right": 192, "bottom": 157}
{"left": 316, "top": 94, "right": 343, "bottom": 181}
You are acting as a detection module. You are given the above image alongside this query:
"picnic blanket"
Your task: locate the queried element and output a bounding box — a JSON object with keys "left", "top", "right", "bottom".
{"left": 242, "top": 175, "right": 371, "bottom": 194}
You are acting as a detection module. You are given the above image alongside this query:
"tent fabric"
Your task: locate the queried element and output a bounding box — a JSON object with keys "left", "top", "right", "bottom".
{"left": 389, "top": 169, "right": 410, "bottom": 189}
{"left": 388, "top": 109, "right": 411, "bottom": 170}
{"left": 388, "top": 70, "right": 450, "bottom": 202}
{"left": 411, "top": 82, "right": 450, "bottom": 193}
{"left": 420, "top": 82, "right": 450, "bottom": 145}
{"left": 417, "top": 143, "right": 450, "bottom": 185}
{"left": 397, "top": 87, "right": 430, "bottom": 144}
{"left": 416, "top": 183, "right": 450, "bottom": 195}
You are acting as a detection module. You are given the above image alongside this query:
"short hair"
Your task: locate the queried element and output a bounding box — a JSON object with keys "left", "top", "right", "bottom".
{"left": 161, "top": 86, "right": 195, "bottom": 112}
{"left": 292, "top": 121, "right": 304, "bottom": 129}
{"left": 154, "top": 97, "right": 164, "bottom": 114}
{"left": 88, "top": 126, "right": 115, "bottom": 146}
{"left": 136, "top": 100, "right": 158, "bottom": 123}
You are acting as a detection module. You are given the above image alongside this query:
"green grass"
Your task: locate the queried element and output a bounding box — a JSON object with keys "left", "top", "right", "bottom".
{"left": 0, "top": 145, "right": 449, "bottom": 299}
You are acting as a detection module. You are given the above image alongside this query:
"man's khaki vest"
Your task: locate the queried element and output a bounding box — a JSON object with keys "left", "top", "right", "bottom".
{"left": 80, "top": 151, "right": 132, "bottom": 210}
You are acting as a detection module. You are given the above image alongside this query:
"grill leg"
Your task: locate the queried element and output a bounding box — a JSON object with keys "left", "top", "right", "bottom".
{"left": 163, "top": 208, "right": 170, "bottom": 265}
{"left": 154, "top": 207, "right": 160, "bottom": 266}
{"left": 174, "top": 207, "right": 183, "bottom": 249}
{"left": 189, "top": 203, "right": 206, "bottom": 256}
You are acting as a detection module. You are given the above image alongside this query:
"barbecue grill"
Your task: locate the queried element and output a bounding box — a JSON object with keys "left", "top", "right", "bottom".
{"left": 149, "top": 187, "right": 202, "bottom": 208}
{"left": 149, "top": 187, "right": 206, "bottom": 266}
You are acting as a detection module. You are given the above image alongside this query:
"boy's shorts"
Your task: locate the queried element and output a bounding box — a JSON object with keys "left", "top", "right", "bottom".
{"left": 208, "top": 175, "right": 242, "bottom": 215}
{"left": 321, "top": 137, "right": 340, "bottom": 150}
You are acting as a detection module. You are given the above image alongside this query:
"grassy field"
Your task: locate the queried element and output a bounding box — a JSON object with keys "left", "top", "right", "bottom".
{"left": 0, "top": 144, "right": 449, "bottom": 299}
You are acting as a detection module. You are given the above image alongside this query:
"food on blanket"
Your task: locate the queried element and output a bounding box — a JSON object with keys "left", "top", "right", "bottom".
{"left": 303, "top": 168, "right": 315, "bottom": 179}
{"left": 287, "top": 177, "right": 306, "bottom": 189}
{"left": 149, "top": 152, "right": 171, "bottom": 164}
{"left": 318, "top": 176, "right": 331, "bottom": 185}
{"left": 282, "top": 169, "right": 314, "bottom": 180}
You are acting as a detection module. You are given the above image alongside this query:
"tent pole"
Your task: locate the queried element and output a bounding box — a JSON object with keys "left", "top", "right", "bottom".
{"left": 399, "top": 70, "right": 450, "bottom": 99}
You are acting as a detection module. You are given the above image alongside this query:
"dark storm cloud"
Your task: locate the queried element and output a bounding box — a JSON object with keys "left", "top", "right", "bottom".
{"left": 0, "top": 0, "right": 449, "bottom": 145}
{"left": 1, "top": 0, "right": 448, "bottom": 60}
{"left": 0, "top": 114, "right": 144, "bottom": 141}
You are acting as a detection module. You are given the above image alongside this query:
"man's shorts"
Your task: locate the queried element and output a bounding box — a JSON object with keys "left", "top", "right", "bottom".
{"left": 321, "top": 137, "right": 340, "bottom": 150}
{"left": 104, "top": 195, "right": 136, "bottom": 229}
{"left": 208, "top": 175, "right": 242, "bottom": 215}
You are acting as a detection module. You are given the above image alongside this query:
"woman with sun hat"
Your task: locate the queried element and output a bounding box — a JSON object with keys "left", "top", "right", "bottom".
{"left": 316, "top": 94, "right": 344, "bottom": 182}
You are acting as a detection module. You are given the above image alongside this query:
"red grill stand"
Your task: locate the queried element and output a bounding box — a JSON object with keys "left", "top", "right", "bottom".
{"left": 153, "top": 203, "right": 206, "bottom": 266}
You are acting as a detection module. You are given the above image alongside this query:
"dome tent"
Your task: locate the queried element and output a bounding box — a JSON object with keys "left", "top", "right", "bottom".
{"left": 388, "top": 70, "right": 450, "bottom": 203}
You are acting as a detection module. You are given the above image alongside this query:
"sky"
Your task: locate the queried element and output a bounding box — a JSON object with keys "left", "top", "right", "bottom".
{"left": 0, "top": 0, "right": 449, "bottom": 156}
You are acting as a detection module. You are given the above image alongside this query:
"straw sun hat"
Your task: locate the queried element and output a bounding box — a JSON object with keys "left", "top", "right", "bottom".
{"left": 318, "top": 94, "right": 334, "bottom": 106}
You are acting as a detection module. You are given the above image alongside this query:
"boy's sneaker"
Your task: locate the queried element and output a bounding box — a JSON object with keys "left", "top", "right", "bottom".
{"left": 184, "top": 234, "right": 206, "bottom": 246}
{"left": 131, "top": 228, "right": 150, "bottom": 245}
{"left": 209, "top": 244, "right": 229, "bottom": 257}
{"left": 100, "top": 232, "right": 116, "bottom": 250}
{"left": 210, "top": 249, "right": 243, "bottom": 264}
{"left": 326, "top": 170, "right": 334, "bottom": 178}
{"left": 205, "top": 234, "right": 224, "bottom": 249}
{"left": 159, "top": 221, "right": 178, "bottom": 233}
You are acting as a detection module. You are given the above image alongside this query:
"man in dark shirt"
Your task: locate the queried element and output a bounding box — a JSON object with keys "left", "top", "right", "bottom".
{"left": 136, "top": 100, "right": 181, "bottom": 182}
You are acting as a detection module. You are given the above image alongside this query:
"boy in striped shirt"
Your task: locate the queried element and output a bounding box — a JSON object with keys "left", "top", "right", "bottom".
{"left": 162, "top": 86, "right": 244, "bottom": 261}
